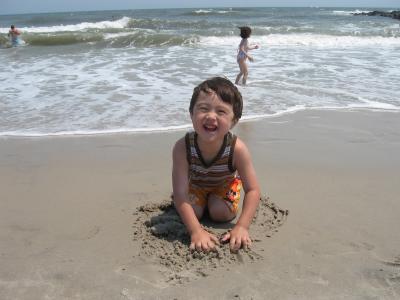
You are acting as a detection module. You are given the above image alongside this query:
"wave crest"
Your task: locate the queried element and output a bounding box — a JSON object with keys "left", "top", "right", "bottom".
{"left": 184, "top": 8, "right": 237, "bottom": 16}
{"left": 1, "top": 30, "right": 200, "bottom": 47}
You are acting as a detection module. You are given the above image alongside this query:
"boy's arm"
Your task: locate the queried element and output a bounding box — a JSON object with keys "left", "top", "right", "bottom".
{"left": 222, "top": 137, "right": 260, "bottom": 251}
{"left": 172, "top": 138, "right": 219, "bottom": 251}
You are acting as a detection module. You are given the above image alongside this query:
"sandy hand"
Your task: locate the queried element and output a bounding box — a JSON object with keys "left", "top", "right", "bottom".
{"left": 189, "top": 227, "right": 220, "bottom": 252}
{"left": 221, "top": 225, "right": 252, "bottom": 252}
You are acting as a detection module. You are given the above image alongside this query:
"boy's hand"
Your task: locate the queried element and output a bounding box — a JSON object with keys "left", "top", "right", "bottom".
{"left": 248, "top": 56, "right": 254, "bottom": 62}
{"left": 189, "top": 227, "right": 219, "bottom": 252}
{"left": 221, "top": 225, "right": 252, "bottom": 252}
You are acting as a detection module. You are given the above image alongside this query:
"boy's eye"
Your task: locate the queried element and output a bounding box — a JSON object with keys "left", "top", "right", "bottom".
{"left": 198, "top": 106, "right": 208, "bottom": 112}
{"left": 218, "top": 110, "right": 227, "bottom": 115}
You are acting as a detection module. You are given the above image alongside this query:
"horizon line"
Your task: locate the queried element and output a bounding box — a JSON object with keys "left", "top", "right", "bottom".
{"left": 1, "top": 6, "right": 398, "bottom": 16}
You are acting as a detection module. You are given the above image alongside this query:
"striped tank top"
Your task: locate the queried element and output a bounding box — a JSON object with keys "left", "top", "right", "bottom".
{"left": 185, "top": 131, "right": 237, "bottom": 189}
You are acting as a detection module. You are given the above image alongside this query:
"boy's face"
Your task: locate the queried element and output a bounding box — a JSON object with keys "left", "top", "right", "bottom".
{"left": 191, "top": 90, "right": 236, "bottom": 143}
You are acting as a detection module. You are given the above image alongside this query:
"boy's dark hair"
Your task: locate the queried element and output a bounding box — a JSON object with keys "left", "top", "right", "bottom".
{"left": 11, "top": 25, "right": 15, "bottom": 29}
{"left": 239, "top": 26, "right": 252, "bottom": 39}
{"left": 189, "top": 77, "right": 243, "bottom": 122}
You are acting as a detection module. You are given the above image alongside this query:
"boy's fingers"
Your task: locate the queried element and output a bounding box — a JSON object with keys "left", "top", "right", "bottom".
{"left": 195, "top": 242, "right": 203, "bottom": 252}
{"left": 189, "top": 242, "right": 195, "bottom": 251}
{"left": 208, "top": 240, "right": 216, "bottom": 250}
{"left": 231, "top": 238, "right": 243, "bottom": 251}
{"left": 200, "top": 241, "right": 209, "bottom": 251}
{"left": 242, "top": 238, "right": 251, "bottom": 249}
{"left": 230, "top": 239, "right": 239, "bottom": 253}
{"left": 229, "top": 237, "right": 236, "bottom": 249}
{"left": 210, "top": 235, "right": 220, "bottom": 245}
{"left": 221, "top": 232, "right": 230, "bottom": 242}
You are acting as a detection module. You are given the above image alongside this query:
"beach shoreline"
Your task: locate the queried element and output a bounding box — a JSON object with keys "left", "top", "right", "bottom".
{"left": 1, "top": 109, "right": 400, "bottom": 299}
{"left": 2, "top": 7, "right": 400, "bottom": 137}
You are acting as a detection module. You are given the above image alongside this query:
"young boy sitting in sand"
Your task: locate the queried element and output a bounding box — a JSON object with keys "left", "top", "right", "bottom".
{"left": 172, "top": 77, "right": 260, "bottom": 253}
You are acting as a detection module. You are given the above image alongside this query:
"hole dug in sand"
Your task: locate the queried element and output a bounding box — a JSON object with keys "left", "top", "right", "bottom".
{"left": 132, "top": 196, "right": 288, "bottom": 284}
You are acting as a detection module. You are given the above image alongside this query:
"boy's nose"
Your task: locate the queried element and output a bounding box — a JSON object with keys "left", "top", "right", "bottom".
{"left": 206, "top": 111, "right": 217, "bottom": 120}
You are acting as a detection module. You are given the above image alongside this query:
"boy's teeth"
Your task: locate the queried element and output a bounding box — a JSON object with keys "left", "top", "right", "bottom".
{"left": 204, "top": 124, "right": 217, "bottom": 131}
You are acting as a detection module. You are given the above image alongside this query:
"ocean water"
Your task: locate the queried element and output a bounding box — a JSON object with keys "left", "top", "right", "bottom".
{"left": 1, "top": 7, "right": 399, "bottom": 136}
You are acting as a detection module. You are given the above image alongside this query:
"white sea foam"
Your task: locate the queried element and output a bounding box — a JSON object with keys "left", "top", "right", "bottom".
{"left": 0, "top": 124, "right": 193, "bottom": 137}
{"left": 0, "top": 17, "right": 131, "bottom": 34}
{"left": 332, "top": 10, "right": 372, "bottom": 15}
{"left": 200, "top": 34, "right": 400, "bottom": 47}
{"left": 103, "top": 31, "right": 140, "bottom": 39}
{"left": 1, "top": 38, "right": 399, "bottom": 137}
{"left": 192, "top": 8, "right": 234, "bottom": 14}
{"left": 193, "top": 9, "right": 213, "bottom": 14}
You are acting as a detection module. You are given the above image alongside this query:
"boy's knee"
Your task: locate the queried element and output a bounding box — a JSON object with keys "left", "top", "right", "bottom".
{"left": 209, "top": 206, "right": 235, "bottom": 222}
{"left": 192, "top": 204, "right": 204, "bottom": 220}
{"left": 208, "top": 196, "right": 235, "bottom": 222}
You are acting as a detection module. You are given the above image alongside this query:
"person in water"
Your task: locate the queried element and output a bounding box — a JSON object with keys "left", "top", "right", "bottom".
{"left": 235, "top": 26, "right": 259, "bottom": 85}
{"left": 8, "top": 25, "right": 21, "bottom": 46}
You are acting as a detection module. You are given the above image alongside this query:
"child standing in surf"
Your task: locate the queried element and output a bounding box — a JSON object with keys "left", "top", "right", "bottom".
{"left": 235, "top": 26, "right": 259, "bottom": 85}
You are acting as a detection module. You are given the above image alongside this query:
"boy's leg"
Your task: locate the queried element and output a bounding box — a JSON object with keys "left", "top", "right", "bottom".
{"left": 208, "top": 178, "right": 242, "bottom": 222}
{"left": 208, "top": 194, "right": 236, "bottom": 222}
{"left": 187, "top": 186, "right": 207, "bottom": 220}
{"left": 191, "top": 203, "right": 205, "bottom": 220}
{"left": 172, "top": 193, "right": 205, "bottom": 219}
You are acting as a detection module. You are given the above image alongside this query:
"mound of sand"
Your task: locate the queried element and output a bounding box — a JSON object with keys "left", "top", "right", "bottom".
{"left": 132, "top": 196, "right": 288, "bottom": 284}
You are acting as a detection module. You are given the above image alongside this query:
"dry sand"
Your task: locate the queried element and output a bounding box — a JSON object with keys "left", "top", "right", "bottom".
{"left": 1, "top": 110, "right": 399, "bottom": 299}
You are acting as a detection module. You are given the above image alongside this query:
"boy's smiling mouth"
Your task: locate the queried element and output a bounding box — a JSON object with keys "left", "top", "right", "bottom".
{"left": 203, "top": 124, "right": 218, "bottom": 132}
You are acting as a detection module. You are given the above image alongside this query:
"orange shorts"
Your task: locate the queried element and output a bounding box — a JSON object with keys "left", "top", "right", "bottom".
{"left": 188, "top": 177, "right": 242, "bottom": 214}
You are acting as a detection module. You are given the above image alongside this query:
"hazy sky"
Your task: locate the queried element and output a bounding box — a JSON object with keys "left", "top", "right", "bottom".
{"left": 2, "top": 0, "right": 399, "bottom": 15}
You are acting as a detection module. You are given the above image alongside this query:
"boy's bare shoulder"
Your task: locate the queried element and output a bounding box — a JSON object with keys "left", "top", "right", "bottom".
{"left": 234, "top": 136, "right": 249, "bottom": 152}
{"left": 172, "top": 136, "right": 189, "bottom": 169}
{"left": 233, "top": 136, "right": 252, "bottom": 164}
{"left": 174, "top": 136, "right": 186, "bottom": 148}
{"left": 173, "top": 136, "right": 186, "bottom": 156}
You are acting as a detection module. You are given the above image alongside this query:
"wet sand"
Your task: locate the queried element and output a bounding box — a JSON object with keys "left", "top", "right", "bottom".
{"left": 1, "top": 110, "right": 399, "bottom": 299}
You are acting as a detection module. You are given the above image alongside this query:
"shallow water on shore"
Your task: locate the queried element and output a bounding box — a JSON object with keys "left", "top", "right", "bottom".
{"left": 1, "top": 7, "right": 400, "bottom": 136}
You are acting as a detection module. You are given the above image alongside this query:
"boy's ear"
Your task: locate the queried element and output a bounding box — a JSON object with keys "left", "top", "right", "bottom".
{"left": 231, "top": 118, "right": 238, "bottom": 128}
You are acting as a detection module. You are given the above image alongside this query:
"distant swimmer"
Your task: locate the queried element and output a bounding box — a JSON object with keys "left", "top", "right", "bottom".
{"left": 8, "top": 25, "right": 22, "bottom": 47}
